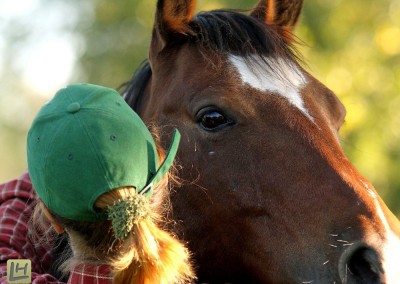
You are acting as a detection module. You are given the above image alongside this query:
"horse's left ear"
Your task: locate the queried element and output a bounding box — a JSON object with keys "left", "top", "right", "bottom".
{"left": 250, "top": 0, "right": 303, "bottom": 32}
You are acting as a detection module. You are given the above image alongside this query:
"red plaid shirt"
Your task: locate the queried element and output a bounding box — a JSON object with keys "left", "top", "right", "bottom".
{"left": 0, "top": 172, "right": 113, "bottom": 284}
{"left": 67, "top": 264, "right": 112, "bottom": 284}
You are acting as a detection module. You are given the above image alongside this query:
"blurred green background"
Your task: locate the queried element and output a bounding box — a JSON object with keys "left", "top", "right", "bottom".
{"left": 1, "top": 0, "right": 399, "bottom": 217}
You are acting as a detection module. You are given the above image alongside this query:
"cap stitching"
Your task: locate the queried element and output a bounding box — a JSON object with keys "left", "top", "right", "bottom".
{"left": 42, "top": 117, "right": 70, "bottom": 211}
{"left": 74, "top": 111, "right": 120, "bottom": 217}
{"left": 65, "top": 87, "right": 115, "bottom": 217}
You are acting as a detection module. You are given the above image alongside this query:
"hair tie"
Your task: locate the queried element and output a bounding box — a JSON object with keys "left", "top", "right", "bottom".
{"left": 107, "top": 194, "right": 150, "bottom": 240}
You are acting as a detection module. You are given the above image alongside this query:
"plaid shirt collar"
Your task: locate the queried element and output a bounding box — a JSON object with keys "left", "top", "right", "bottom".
{"left": 67, "top": 264, "right": 112, "bottom": 284}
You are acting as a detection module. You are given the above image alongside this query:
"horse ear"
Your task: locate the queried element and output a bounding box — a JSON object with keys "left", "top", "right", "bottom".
{"left": 155, "top": 0, "right": 196, "bottom": 37}
{"left": 250, "top": 0, "right": 303, "bottom": 31}
{"left": 149, "top": 0, "right": 196, "bottom": 66}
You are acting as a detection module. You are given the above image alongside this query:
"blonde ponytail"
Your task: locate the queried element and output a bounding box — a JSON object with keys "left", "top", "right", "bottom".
{"left": 94, "top": 184, "right": 195, "bottom": 284}
{"left": 92, "top": 142, "right": 195, "bottom": 282}
{"left": 112, "top": 215, "right": 194, "bottom": 283}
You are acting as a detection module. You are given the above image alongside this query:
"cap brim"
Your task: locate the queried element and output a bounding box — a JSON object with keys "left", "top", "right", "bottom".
{"left": 139, "top": 129, "right": 181, "bottom": 196}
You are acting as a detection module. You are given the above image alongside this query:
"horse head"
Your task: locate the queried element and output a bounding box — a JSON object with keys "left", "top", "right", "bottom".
{"left": 125, "top": 0, "right": 400, "bottom": 282}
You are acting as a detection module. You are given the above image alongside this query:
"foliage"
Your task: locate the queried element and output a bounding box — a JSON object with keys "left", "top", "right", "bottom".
{"left": 300, "top": 0, "right": 400, "bottom": 214}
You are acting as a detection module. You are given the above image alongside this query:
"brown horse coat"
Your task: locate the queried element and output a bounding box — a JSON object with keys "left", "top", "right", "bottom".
{"left": 123, "top": 0, "right": 400, "bottom": 282}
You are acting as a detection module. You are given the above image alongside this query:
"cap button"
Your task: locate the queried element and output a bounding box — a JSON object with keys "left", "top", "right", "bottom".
{"left": 67, "top": 102, "right": 81, "bottom": 113}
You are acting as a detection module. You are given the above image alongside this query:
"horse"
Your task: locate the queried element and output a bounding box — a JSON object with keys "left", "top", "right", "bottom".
{"left": 122, "top": 0, "right": 400, "bottom": 282}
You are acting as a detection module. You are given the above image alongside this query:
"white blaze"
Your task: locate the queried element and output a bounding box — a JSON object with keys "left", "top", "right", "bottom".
{"left": 375, "top": 201, "right": 400, "bottom": 283}
{"left": 228, "top": 54, "right": 312, "bottom": 120}
{"left": 362, "top": 181, "right": 400, "bottom": 283}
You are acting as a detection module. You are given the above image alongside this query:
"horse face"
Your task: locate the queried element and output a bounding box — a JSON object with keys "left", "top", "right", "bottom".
{"left": 134, "top": 0, "right": 400, "bottom": 282}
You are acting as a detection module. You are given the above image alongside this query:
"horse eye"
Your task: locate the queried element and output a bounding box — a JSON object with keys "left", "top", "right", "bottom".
{"left": 197, "top": 109, "right": 234, "bottom": 131}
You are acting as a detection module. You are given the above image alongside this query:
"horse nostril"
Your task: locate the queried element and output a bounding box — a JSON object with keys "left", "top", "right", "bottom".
{"left": 339, "top": 244, "right": 385, "bottom": 284}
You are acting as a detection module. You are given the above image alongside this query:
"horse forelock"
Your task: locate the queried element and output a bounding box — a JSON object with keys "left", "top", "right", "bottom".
{"left": 190, "top": 10, "right": 303, "bottom": 69}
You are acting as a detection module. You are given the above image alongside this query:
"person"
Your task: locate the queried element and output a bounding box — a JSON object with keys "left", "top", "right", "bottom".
{"left": 0, "top": 84, "right": 195, "bottom": 283}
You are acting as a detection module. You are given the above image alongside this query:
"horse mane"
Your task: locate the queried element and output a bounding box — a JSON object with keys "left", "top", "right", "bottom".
{"left": 122, "top": 60, "right": 151, "bottom": 111}
{"left": 122, "top": 9, "right": 302, "bottom": 108}
{"left": 191, "top": 10, "right": 299, "bottom": 60}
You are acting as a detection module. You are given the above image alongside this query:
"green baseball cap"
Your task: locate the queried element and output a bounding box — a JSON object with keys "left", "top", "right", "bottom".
{"left": 27, "top": 84, "right": 180, "bottom": 221}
